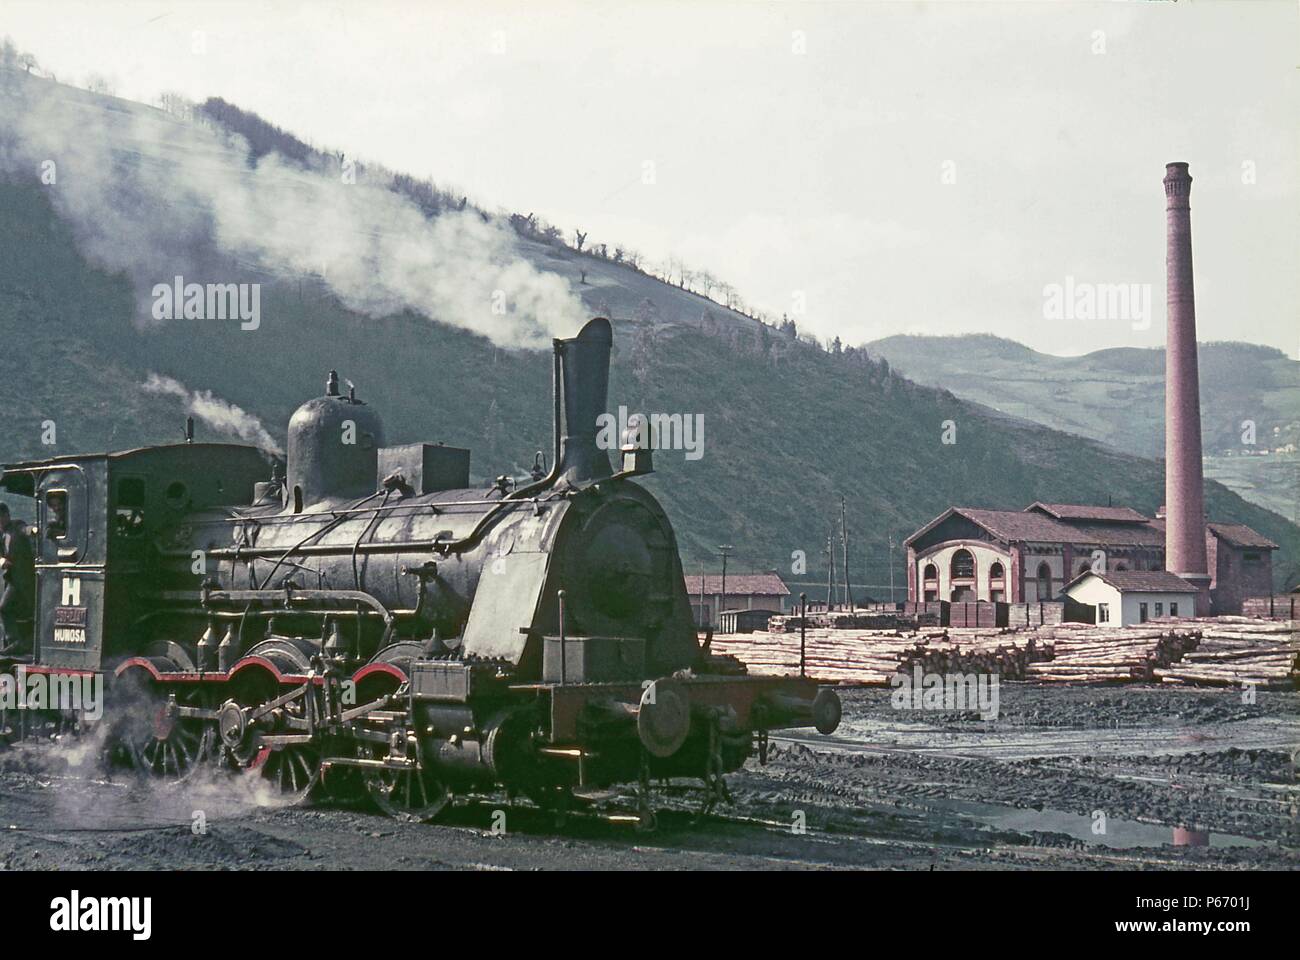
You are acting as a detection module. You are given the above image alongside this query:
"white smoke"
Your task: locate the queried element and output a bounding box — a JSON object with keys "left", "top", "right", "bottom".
{"left": 0, "top": 74, "right": 585, "bottom": 347}
{"left": 141, "top": 373, "right": 281, "bottom": 453}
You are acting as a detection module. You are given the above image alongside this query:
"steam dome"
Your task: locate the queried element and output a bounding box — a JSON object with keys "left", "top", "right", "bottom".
{"left": 286, "top": 371, "right": 385, "bottom": 510}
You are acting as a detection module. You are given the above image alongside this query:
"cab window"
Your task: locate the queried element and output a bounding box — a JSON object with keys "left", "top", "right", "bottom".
{"left": 115, "top": 477, "right": 147, "bottom": 537}
{"left": 45, "top": 490, "right": 69, "bottom": 540}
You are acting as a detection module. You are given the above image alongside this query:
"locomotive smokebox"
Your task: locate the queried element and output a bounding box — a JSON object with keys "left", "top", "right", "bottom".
{"left": 286, "top": 371, "right": 386, "bottom": 510}
{"left": 555, "top": 317, "right": 614, "bottom": 486}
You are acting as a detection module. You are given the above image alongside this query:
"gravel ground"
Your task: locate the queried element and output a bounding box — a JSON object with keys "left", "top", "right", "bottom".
{"left": 0, "top": 684, "right": 1295, "bottom": 871}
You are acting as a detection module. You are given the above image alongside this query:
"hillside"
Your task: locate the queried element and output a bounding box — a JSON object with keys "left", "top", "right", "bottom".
{"left": 868, "top": 334, "right": 1300, "bottom": 519}
{"left": 1, "top": 74, "right": 1297, "bottom": 593}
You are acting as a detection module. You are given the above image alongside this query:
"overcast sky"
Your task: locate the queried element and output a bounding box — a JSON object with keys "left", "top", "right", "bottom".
{"left": 6, "top": 0, "right": 1297, "bottom": 356}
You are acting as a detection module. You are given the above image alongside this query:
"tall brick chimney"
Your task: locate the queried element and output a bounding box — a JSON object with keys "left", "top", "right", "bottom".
{"left": 1162, "top": 161, "right": 1210, "bottom": 612}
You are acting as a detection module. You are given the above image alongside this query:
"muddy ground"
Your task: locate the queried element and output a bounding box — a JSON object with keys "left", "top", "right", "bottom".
{"left": 0, "top": 684, "right": 1295, "bottom": 871}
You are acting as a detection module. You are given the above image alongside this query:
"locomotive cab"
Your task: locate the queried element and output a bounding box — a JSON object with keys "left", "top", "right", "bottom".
{"left": 0, "top": 444, "right": 274, "bottom": 671}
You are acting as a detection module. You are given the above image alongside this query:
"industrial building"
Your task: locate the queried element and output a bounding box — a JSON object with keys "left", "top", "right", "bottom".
{"left": 904, "top": 162, "right": 1278, "bottom": 618}
{"left": 904, "top": 503, "right": 1275, "bottom": 615}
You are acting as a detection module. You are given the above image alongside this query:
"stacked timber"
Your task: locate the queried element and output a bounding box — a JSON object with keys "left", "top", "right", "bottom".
{"left": 1024, "top": 624, "right": 1197, "bottom": 682}
{"left": 1154, "top": 618, "right": 1298, "bottom": 689}
{"left": 906, "top": 633, "right": 1036, "bottom": 678}
{"left": 708, "top": 627, "right": 1037, "bottom": 685}
{"left": 710, "top": 618, "right": 1297, "bottom": 688}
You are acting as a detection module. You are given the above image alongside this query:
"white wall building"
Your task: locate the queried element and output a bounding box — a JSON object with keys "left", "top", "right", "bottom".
{"left": 905, "top": 503, "right": 1168, "bottom": 605}
{"left": 1063, "top": 570, "right": 1198, "bottom": 628}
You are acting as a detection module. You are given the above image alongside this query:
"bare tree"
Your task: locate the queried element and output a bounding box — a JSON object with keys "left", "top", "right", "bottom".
{"left": 574, "top": 229, "right": 587, "bottom": 252}
{"left": 158, "top": 91, "right": 195, "bottom": 120}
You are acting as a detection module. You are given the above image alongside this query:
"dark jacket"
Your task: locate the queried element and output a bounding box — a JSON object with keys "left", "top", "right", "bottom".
{"left": 0, "top": 523, "right": 36, "bottom": 609}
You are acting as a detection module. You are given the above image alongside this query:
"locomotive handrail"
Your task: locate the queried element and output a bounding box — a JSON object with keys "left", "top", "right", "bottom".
{"left": 156, "top": 587, "right": 396, "bottom": 626}
{"left": 210, "top": 496, "right": 553, "bottom": 524}
{"left": 158, "top": 534, "right": 527, "bottom": 560}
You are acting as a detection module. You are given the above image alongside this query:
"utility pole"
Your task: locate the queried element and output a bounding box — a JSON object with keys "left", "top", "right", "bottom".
{"left": 799, "top": 592, "right": 808, "bottom": 677}
{"left": 825, "top": 525, "right": 836, "bottom": 612}
{"left": 888, "top": 532, "right": 896, "bottom": 603}
{"left": 841, "top": 495, "right": 853, "bottom": 611}
{"left": 717, "top": 544, "right": 733, "bottom": 628}
{"left": 698, "top": 560, "right": 706, "bottom": 629}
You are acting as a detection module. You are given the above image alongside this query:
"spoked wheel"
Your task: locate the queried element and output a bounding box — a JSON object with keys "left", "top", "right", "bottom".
{"left": 113, "top": 676, "right": 216, "bottom": 782}
{"left": 319, "top": 668, "right": 402, "bottom": 806}
{"left": 358, "top": 740, "right": 451, "bottom": 823}
{"left": 246, "top": 741, "right": 321, "bottom": 804}
{"left": 227, "top": 673, "right": 321, "bottom": 805}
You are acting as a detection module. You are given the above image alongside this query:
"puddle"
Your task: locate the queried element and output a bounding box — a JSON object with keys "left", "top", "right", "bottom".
{"left": 942, "top": 798, "right": 1266, "bottom": 849}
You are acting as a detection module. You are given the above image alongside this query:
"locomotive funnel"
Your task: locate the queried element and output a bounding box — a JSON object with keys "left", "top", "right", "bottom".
{"left": 554, "top": 317, "right": 614, "bottom": 485}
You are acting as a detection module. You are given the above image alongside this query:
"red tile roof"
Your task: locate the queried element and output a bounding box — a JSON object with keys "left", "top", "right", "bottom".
{"left": 1027, "top": 502, "right": 1150, "bottom": 524}
{"left": 1066, "top": 570, "right": 1198, "bottom": 594}
{"left": 682, "top": 573, "right": 789, "bottom": 596}
{"left": 910, "top": 507, "right": 1167, "bottom": 547}
{"left": 1055, "top": 520, "right": 1167, "bottom": 546}
{"left": 957, "top": 508, "right": 1080, "bottom": 542}
{"left": 908, "top": 504, "right": 1274, "bottom": 554}
{"left": 1206, "top": 523, "right": 1278, "bottom": 550}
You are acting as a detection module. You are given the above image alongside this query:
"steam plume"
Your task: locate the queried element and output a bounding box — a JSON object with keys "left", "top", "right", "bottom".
{"left": 0, "top": 74, "right": 584, "bottom": 347}
{"left": 141, "top": 373, "right": 281, "bottom": 452}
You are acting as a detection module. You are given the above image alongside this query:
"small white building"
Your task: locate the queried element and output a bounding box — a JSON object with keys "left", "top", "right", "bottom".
{"left": 1063, "top": 570, "right": 1198, "bottom": 628}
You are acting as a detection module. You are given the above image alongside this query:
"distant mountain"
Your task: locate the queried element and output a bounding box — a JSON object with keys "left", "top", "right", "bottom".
{"left": 866, "top": 334, "right": 1300, "bottom": 520}
{"left": 2, "top": 73, "right": 1297, "bottom": 592}
{"left": 865, "top": 334, "right": 1299, "bottom": 458}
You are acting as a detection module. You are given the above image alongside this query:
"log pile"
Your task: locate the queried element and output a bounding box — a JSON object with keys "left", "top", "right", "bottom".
{"left": 1023, "top": 623, "right": 1198, "bottom": 682}
{"left": 1153, "top": 618, "right": 1298, "bottom": 689}
{"left": 708, "top": 627, "right": 1036, "bottom": 685}
{"left": 708, "top": 617, "right": 1298, "bottom": 688}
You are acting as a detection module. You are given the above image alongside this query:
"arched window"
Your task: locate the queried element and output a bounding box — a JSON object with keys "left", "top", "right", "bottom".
{"left": 989, "top": 562, "right": 1005, "bottom": 602}
{"left": 1077, "top": 561, "right": 1091, "bottom": 577}
{"left": 1036, "top": 562, "right": 1052, "bottom": 601}
{"left": 950, "top": 549, "right": 976, "bottom": 602}
{"left": 922, "top": 563, "right": 939, "bottom": 602}
{"left": 1114, "top": 562, "right": 1128, "bottom": 571}
{"left": 951, "top": 549, "right": 975, "bottom": 580}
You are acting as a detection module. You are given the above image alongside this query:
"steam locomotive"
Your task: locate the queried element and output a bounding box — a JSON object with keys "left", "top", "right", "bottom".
{"left": 0, "top": 317, "right": 840, "bottom": 825}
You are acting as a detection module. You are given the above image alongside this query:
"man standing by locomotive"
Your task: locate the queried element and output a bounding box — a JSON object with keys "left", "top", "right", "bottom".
{"left": 0, "top": 503, "right": 35, "bottom": 656}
